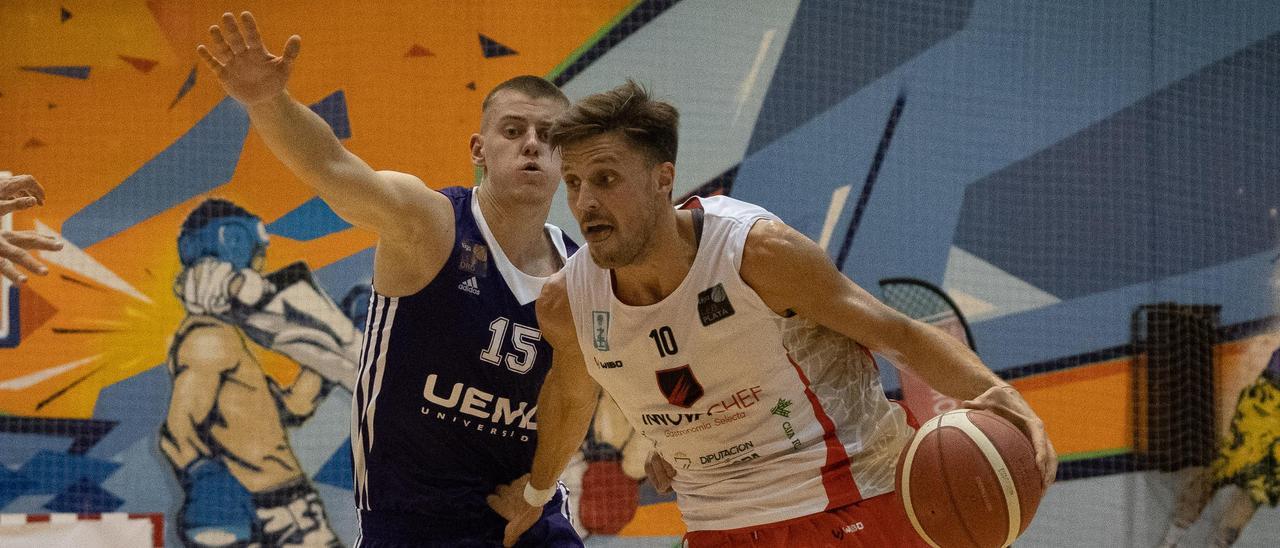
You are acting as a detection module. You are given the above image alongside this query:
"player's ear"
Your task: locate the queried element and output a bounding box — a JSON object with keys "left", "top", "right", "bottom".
{"left": 653, "top": 161, "right": 675, "bottom": 196}
{"left": 469, "top": 133, "right": 485, "bottom": 167}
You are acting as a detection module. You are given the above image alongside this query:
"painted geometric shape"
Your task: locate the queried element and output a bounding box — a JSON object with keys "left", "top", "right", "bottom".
{"left": 60, "top": 6, "right": 71, "bottom": 23}
{"left": 479, "top": 33, "right": 518, "bottom": 58}
{"left": 169, "top": 64, "right": 197, "bottom": 109}
{"left": 0, "top": 356, "right": 98, "bottom": 392}
{"left": 22, "top": 138, "right": 47, "bottom": 149}
{"left": 60, "top": 97, "right": 250, "bottom": 249}
{"left": 265, "top": 197, "right": 353, "bottom": 242}
{"left": 466, "top": 81, "right": 476, "bottom": 90}
{"left": 35, "top": 220, "right": 151, "bottom": 303}
{"left": 952, "top": 30, "right": 1280, "bottom": 299}
{"left": 552, "top": 0, "right": 681, "bottom": 85}
{"left": 47, "top": 103, "right": 57, "bottom": 110}
{"left": 941, "top": 246, "right": 1059, "bottom": 322}
{"left": 44, "top": 477, "right": 123, "bottom": 513}
{"left": 118, "top": 55, "right": 158, "bottom": 74}
{"left": 18, "top": 451, "right": 119, "bottom": 495}
{"left": 745, "top": 0, "right": 973, "bottom": 156}
{"left": 313, "top": 247, "right": 374, "bottom": 304}
{"left": 0, "top": 466, "right": 35, "bottom": 508}
{"left": 0, "top": 418, "right": 115, "bottom": 458}
{"left": 405, "top": 44, "right": 434, "bottom": 57}
{"left": 86, "top": 364, "right": 170, "bottom": 460}
{"left": 312, "top": 438, "right": 352, "bottom": 490}
{"left": 308, "top": 90, "right": 351, "bottom": 140}
{"left": 20, "top": 66, "right": 91, "bottom": 80}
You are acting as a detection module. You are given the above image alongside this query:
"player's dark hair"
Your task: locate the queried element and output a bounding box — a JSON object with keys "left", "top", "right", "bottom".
{"left": 548, "top": 79, "right": 679, "bottom": 165}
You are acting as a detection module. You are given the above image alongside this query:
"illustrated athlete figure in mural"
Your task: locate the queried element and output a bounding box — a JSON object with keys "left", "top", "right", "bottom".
{"left": 1159, "top": 344, "right": 1280, "bottom": 547}
{"left": 162, "top": 198, "right": 362, "bottom": 547}
{"left": 197, "top": 11, "right": 582, "bottom": 547}
{"left": 0, "top": 173, "right": 62, "bottom": 284}
{"left": 490, "top": 82, "right": 1057, "bottom": 547}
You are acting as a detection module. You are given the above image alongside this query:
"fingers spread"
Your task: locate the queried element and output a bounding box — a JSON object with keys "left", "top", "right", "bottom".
{"left": 6, "top": 231, "right": 63, "bottom": 252}
{"left": 208, "top": 26, "right": 235, "bottom": 63}
{"left": 0, "top": 260, "right": 26, "bottom": 284}
{"left": 196, "top": 45, "right": 225, "bottom": 72}
{"left": 281, "top": 35, "right": 302, "bottom": 68}
{"left": 0, "top": 197, "right": 38, "bottom": 216}
{"left": 220, "top": 12, "right": 247, "bottom": 51}
{"left": 0, "top": 245, "right": 46, "bottom": 276}
{"left": 0, "top": 174, "right": 46, "bottom": 204}
{"left": 239, "top": 12, "right": 263, "bottom": 50}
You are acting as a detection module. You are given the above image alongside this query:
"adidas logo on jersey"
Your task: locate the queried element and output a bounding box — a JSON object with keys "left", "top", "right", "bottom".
{"left": 457, "top": 276, "right": 481, "bottom": 295}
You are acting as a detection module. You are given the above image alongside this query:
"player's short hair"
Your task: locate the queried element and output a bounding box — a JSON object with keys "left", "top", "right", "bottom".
{"left": 177, "top": 198, "right": 268, "bottom": 269}
{"left": 548, "top": 79, "right": 679, "bottom": 165}
{"left": 481, "top": 75, "right": 569, "bottom": 120}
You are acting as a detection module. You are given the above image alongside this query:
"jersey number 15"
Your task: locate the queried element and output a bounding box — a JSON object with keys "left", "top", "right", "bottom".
{"left": 480, "top": 317, "right": 540, "bottom": 374}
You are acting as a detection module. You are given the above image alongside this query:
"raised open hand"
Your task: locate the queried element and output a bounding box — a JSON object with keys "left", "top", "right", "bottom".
{"left": 196, "top": 11, "right": 300, "bottom": 106}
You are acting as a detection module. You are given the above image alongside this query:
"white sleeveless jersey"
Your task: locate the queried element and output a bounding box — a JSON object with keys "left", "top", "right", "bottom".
{"left": 563, "top": 196, "right": 914, "bottom": 531}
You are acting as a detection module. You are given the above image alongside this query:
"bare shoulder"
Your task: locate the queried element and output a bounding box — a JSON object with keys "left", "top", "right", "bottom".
{"left": 371, "top": 171, "right": 457, "bottom": 295}
{"left": 742, "top": 219, "right": 806, "bottom": 264}
{"left": 741, "top": 219, "right": 830, "bottom": 315}
{"left": 376, "top": 170, "right": 454, "bottom": 230}
{"left": 536, "top": 271, "right": 574, "bottom": 337}
{"left": 741, "top": 219, "right": 818, "bottom": 284}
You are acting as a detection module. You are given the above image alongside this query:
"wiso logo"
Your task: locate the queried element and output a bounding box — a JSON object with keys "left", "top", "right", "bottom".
{"left": 421, "top": 374, "right": 536, "bottom": 442}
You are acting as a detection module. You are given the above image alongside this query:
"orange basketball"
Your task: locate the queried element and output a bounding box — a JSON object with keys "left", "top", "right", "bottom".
{"left": 895, "top": 409, "right": 1045, "bottom": 548}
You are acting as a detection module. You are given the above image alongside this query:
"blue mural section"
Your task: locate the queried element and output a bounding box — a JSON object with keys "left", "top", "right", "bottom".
{"left": 267, "top": 197, "right": 354, "bottom": 242}
{"left": 745, "top": 0, "right": 972, "bottom": 156}
{"left": 953, "top": 30, "right": 1280, "bottom": 300}
{"left": 60, "top": 97, "right": 251, "bottom": 249}
{"left": 20, "top": 66, "right": 91, "bottom": 79}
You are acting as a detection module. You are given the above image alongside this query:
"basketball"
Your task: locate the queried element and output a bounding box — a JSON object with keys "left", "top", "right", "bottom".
{"left": 896, "top": 409, "right": 1045, "bottom": 548}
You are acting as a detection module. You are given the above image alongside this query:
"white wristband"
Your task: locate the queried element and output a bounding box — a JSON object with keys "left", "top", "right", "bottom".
{"left": 523, "top": 481, "right": 555, "bottom": 506}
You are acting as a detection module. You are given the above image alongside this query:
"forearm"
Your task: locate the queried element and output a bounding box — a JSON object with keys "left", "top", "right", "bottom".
{"left": 888, "top": 321, "right": 1007, "bottom": 400}
{"left": 528, "top": 381, "right": 598, "bottom": 490}
{"left": 247, "top": 92, "right": 388, "bottom": 228}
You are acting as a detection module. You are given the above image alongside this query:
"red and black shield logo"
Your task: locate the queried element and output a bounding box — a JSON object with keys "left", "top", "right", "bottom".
{"left": 655, "top": 365, "right": 704, "bottom": 408}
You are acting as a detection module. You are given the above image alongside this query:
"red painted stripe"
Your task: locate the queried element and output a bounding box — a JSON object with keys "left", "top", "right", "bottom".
{"left": 149, "top": 514, "right": 164, "bottom": 547}
{"left": 787, "top": 352, "right": 861, "bottom": 509}
{"left": 27, "top": 515, "right": 50, "bottom": 523}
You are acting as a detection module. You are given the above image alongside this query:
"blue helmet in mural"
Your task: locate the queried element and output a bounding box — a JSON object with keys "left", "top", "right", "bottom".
{"left": 178, "top": 199, "right": 269, "bottom": 270}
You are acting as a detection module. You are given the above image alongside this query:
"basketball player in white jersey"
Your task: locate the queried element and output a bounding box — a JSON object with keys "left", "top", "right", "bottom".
{"left": 489, "top": 81, "right": 1058, "bottom": 546}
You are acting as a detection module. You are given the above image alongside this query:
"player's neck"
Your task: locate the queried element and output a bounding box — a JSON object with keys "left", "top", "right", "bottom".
{"left": 612, "top": 210, "right": 697, "bottom": 306}
{"left": 474, "top": 183, "right": 555, "bottom": 269}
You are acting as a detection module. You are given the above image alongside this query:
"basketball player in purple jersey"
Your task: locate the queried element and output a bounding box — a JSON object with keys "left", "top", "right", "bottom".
{"left": 198, "top": 11, "right": 582, "bottom": 547}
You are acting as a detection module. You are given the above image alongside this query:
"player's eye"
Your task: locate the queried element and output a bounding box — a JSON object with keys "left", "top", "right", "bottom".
{"left": 503, "top": 126, "right": 521, "bottom": 138}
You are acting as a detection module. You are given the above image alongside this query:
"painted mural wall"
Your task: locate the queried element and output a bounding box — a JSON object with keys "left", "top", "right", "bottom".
{"left": 2, "top": 1, "right": 1278, "bottom": 546}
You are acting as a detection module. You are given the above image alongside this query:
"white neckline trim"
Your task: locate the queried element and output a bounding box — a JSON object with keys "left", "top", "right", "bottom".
{"left": 470, "top": 189, "right": 569, "bottom": 305}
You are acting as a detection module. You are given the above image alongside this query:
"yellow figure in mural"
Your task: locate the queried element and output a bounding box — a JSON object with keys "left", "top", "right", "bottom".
{"left": 160, "top": 198, "right": 360, "bottom": 547}
{"left": 1161, "top": 344, "right": 1280, "bottom": 547}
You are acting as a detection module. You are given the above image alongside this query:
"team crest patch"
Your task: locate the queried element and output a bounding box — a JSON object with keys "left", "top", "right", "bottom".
{"left": 458, "top": 240, "right": 489, "bottom": 277}
{"left": 697, "top": 283, "right": 735, "bottom": 326}
{"left": 592, "top": 311, "right": 610, "bottom": 351}
{"left": 656, "top": 365, "right": 705, "bottom": 408}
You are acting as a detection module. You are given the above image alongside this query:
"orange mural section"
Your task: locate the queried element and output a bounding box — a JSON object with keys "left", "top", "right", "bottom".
{"left": 0, "top": 0, "right": 632, "bottom": 417}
